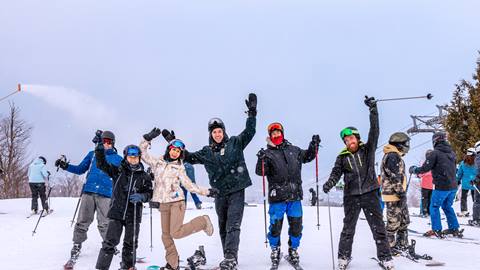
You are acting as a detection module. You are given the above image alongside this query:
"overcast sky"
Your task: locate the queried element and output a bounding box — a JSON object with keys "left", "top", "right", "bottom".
{"left": 1, "top": 0, "right": 479, "bottom": 201}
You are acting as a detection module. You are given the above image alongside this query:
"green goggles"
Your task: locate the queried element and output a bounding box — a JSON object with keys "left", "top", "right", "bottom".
{"left": 340, "top": 128, "right": 360, "bottom": 140}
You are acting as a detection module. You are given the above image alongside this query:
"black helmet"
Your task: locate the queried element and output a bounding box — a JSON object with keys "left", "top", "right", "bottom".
{"left": 101, "top": 130, "right": 115, "bottom": 144}
{"left": 432, "top": 131, "right": 447, "bottom": 146}
{"left": 123, "top": 144, "right": 141, "bottom": 158}
{"left": 208, "top": 118, "right": 225, "bottom": 133}
{"left": 389, "top": 132, "right": 411, "bottom": 153}
{"left": 38, "top": 156, "right": 47, "bottom": 165}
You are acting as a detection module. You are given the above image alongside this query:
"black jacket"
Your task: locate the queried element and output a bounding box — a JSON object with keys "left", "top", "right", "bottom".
{"left": 415, "top": 141, "right": 457, "bottom": 191}
{"left": 255, "top": 140, "right": 316, "bottom": 203}
{"left": 95, "top": 145, "right": 153, "bottom": 223}
{"left": 324, "top": 107, "right": 380, "bottom": 196}
{"left": 185, "top": 116, "right": 256, "bottom": 195}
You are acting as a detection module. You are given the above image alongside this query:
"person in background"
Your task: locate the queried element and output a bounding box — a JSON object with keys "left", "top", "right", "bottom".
{"left": 28, "top": 156, "right": 50, "bottom": 215}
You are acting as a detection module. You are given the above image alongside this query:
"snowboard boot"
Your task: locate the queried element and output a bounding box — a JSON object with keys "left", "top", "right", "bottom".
{"left": 442, "top": 228, "right": 464, "bottom": 238}
{"left": 468, "top": 219, "right": 480, "bottom": 227}
{"left": 337, "top": 256, "right": 351, "bottom": 270}
{"left": 378, "top": 258, "right": 395, "bottom": 270}
{"left": 202, "top": 215, "right": 214, "bottom": 236}
{"left": 219, "top": 257, "right": 237, "bottom": 270}
{"left": 423, "top": 230, "right": 444, "bottom": 238}
{"left": 270, "top": 246, "right": 281, "bottom": 266}
{"left": 187, "top": 245, "right": 207, "bottom": 268}
{"left": 287, "top": 247, "right": 300, "bottom": 266}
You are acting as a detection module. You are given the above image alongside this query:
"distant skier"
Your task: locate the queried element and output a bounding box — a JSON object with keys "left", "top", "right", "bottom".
{"left": 57, "top": 130, "right": 122, "bottom": 269}
{"left": 139, "top": 128, "right": 217, "bottom": 270}
{"left": 95, "top": 141, "right": 153, "bottom": 270}
{"left": 28, "top": 156, "right": 50, "bottom": 215}
{"left": 255, "top": 122, "right": 320, "bottom": 269}
{"left": 409, "top": 132, "right": 462, "bottom": 238}
{"left": 309, "top": 188, "right": 318, "bottom": 206}
{"left": 456, "top": 148, "right": 477, "bottom": 217}
{"left": 323, "top": 96, "right": 394, "bottom": 270}
{"left": 468, "top": 142, "right": 480, "bottom": 226}
{"left": 380, "top": 132, "right": 411, "bottom": 255}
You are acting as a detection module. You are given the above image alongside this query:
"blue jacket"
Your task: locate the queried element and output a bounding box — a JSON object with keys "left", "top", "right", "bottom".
{"left": 28, "top": 158, "right": 49, "bottom": 183}
{"left": 66, "top": 149, "right": 122, "bottom": 197}
{"left": 456, "top": 161, "right": 477, "bottom": 190}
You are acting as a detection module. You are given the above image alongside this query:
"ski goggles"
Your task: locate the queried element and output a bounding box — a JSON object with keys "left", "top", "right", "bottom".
{"left": 169, "top": 139, "right": 185, "bottom": 150}
{"left": 340, "top": 128, "right": 360, "bottom": 140}
{"left": 102, "top": 138, "right": 113, "bottom": 145}
{"left": 126, "top": 146, "right": 141, "bottom": 157}
{"left": 267, "top": 122, "right": 284, "bottom": 134}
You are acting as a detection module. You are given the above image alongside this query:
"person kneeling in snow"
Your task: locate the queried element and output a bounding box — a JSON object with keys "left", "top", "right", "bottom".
{"left": 255, "top": 122, "right": 320, "bottom": 268}
{"left": 380, "top": 132, "right": 411, "bottom": 255}
{"left": 95, "top": 141, "right": 153, "bottom": 270}
{"left": 140, "top": 128, "right": 218, "bottom": 270}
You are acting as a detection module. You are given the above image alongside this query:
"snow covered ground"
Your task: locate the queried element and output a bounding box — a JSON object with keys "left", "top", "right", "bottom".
{"left": 0, "top": 197, "right": 479, "bottom": 270}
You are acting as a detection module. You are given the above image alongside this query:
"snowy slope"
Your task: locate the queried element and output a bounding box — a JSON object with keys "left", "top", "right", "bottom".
{"left": 0, "top": 197, "right": 479, "bottom": 270}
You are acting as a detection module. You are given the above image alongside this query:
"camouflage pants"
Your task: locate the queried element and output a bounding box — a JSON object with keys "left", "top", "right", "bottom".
{"left": 385, "top": 198, "right": 410, "bottom": 248}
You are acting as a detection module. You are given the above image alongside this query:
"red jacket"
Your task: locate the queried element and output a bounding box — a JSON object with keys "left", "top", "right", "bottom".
{"left": 419, "top": 171, "right": 433, "bottom": 190}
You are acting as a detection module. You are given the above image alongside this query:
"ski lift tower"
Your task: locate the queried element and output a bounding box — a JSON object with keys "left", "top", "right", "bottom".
{"left": 406, "top": 105, "right": 448, "bottom": 135}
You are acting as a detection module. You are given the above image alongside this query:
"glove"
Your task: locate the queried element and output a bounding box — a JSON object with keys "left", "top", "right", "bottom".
{"left": 207, "top": 187, "right": 220, "bottom": 198}
{"left": 162, "top": 129, "right": 176, "bottom": 142}
{"left": 92, "top": 130, "right": 103, "bottom": 144}
{"left": 245, "top": 93, "right": 257, "bottom": 117}
{"left": 409, "top": 165, "right": 418, "bottom": 175}
{"left": 322, "top": 183, "right": 331, "bottom": 194}
{"left": 55, "top": 159, "right": 69, "bottom": 170}
{"left": 364, "top": 96, "right": 377, "bottom": 109}
{"left": 397, "top": 191, "right": 407, "bottom": 200}
{"left": 129, "top": 193, "right": 146, "bottom": 203}
{"left": 143, "top": 127, "right": 161, "bottom": 141}
{"left": 257, "top": 149, "right": 266, "bottom": 160}
{"left": 311, "top": 134, "right": 321, "bottom": 146}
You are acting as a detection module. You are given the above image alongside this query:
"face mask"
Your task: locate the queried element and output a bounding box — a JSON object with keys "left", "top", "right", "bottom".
{"left": 271, "top": 134, "right": 284, "bottom": 146}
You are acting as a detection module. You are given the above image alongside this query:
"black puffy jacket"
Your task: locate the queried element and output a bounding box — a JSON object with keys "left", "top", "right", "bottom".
{"left": 184, "top": 116, "right": 256, "bottom": 195}
{"left": 255, "top": 140, "right": 317, "bottom": 203}
{"left": 324, "top": 107, "right": 380, "bottom": 196}
{"left": 95, "top": 145, "right": 153, "bottom": 223}
{"left": 415, "top": 141, "right": 457, "bottom": 191}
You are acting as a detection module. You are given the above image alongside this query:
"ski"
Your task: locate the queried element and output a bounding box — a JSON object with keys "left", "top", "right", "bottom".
{"left": 284, "top": 255, "right": 303, "bottom": 270}
{"left": 408, "top": 229, "right": 480, "bottom": 245}
{"left": 136, "top": 256, "right": 147, "bottom": 263}
{"left": 41, "top": 209, "right": 54, "bottom": 217}
{"left": 26, "top": 212, "right": 39, "bottom": 219}
{"left": 63, "top": 259, "right": 76, "bottom": 270}
{"left": 370, "top": 257, "right": 389, "bottom": 270}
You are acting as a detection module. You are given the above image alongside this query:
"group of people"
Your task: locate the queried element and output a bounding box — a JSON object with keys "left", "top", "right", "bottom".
{"left": 25, "top": 93, "right": 479, "bottom": 270}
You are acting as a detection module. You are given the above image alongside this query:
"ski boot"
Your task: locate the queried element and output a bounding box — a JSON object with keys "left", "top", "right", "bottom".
{"left": 285, "top": 247, "right": 302, "bottom": 269}
{"left": 423, "top": 230, "right": 444, "bottom": 238}
{"left": 378, "top": 258, "right": 395, "bottom": 270}
{"left": 337, "top": 256, "right": 351, "bottom": 270}
{"left": 468, "top": 219, "right": 480, "bottom": 227}
{"left": 457, "top": 211, "right": 470, "bottom": 217}
{"left": 270, "top": 246, "right": 281, "bottom": 269}
{"left": 187, "top": 245, "right": 207, "bottom": 269}
{"left": 64, "top": 243, "right": 82, "bottom": 269}
{"left": 219, "top": 257, "right": 237, "bottom": 270}
{"left": 442, "top": 228, "right": 464, "bottom": 238}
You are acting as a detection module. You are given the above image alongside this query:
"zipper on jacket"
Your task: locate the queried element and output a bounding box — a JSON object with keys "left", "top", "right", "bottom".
{"left": 123, "top": 173, "right": 134, "bottom": 220}
{"left": 350, "top": 154, "right": 363, "bottom": 194}
{"left": 110, "top": 174, "right": 122, "bottom": 207}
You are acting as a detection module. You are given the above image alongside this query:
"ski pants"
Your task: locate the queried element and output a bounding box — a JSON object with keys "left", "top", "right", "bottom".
{"left": 421, "top": 188, "right": 432, "bottom": 215}
{"left": 215, "top": 189, "right": 245, "bottom": 260}
{"left": 72, "top": 193, "right": 110, "bottom": 244}
{"left": 460, "top": 189, "right": 475, "bottom": 212}
{"left": 95, "top": 218, "right": 140, "bottom": 270}
{"left": 430, "top": 189, "right": 459, "bottom": 231}
{"left": 385, "top": 197, "right": 410, "bottom": 248}
{"left": 267, "top": 200, "right": 303, "bottom": 249}
{"left": 29, "top": 183, "right": 48, "bottom": 211}
{"left": 338, "top": 189, "right": 391, "bottom": 261}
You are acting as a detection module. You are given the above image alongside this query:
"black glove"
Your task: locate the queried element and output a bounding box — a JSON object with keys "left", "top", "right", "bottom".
{"left": 322, "top": 183, "right": 331, "bottom": 194}
{"left": 207, "top": 187, "right": 220, "bottom": 198}
{"left": 92, "top": 130, "right": 103, "bottom": 144}
{"left": 257, "top": 149, "right": 266, "bottom": 160}
{"left": 397, "top": 191, "right": 407, "bottom": 200}
{"left": 311, "top": 134, "right": 321, "bottom": 146}
{"left": 245, "top": 93, "right": 257, "bottom": 117}
{"left": 143, "top": 127, "right": 161, "bottom": 141}
{"left": 162, "top": 129, "right": 176, "bottom": 142}
{"left": 364, "top": 96, "right": 377, "bottom": 109}
{"left": 55, "top": 159, "right": 69, "bottom": 170}
{"left": 409, "top": 165, "right": 418, "bottom": 175}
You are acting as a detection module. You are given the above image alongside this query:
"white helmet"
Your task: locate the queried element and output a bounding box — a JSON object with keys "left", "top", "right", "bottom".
{"left": 467, "top": 148, "right": 476, "bottom": 156}
{"left": 475, "top": 141, "right": 480, "bottom": 153}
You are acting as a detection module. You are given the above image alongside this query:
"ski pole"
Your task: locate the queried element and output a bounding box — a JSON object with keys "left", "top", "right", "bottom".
{"left": 261, "top": 152, "right": 268, "bottom": 248}
{"left": 133, "top": 201, "right": 137, "bottom": 268}
{"left": 376, "top": 93, "right": 433, "bottom": 103}
{"left": 0, "top": 84, "right": 21, "bottom": 103}
{"left": 315, "top": 145, "right": 320, "bottom": 230}
{"left": 32, "top": 186, "right": 53, "bottom": 236}
{"left": 406, "top": 172, "right": 413, "bottom": 192}
{"left": 150, "top": 203, "right": 153, "bottom": 251}
{"left": 327, "top": 193, "right": 335, "bottom": 270}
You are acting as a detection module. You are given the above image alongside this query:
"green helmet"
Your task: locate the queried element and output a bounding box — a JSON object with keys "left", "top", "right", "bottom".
{"left": 340, "top": 126, "right": 360, "bottom": 141}
{"left": 389, "top": 132, "right": 410, "bottom": 153}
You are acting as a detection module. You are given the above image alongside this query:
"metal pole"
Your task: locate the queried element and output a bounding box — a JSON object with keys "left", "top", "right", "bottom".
{"left": 376, "top": 93, "right": 433, "bottom": 103}
{"left": 261, "top": 154, "right": 268, "bottom": 248}
{"left": 315, "top": 146, "right": 320, "bottom": 230}
{"left": 0, "top": 84, "right": 21, "bottom": 103}
{"left": 327, "top": 193, "right": 335, "bottom": 270}
{"left": 32, "top": 186, "right": 53, "bottom": 236}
